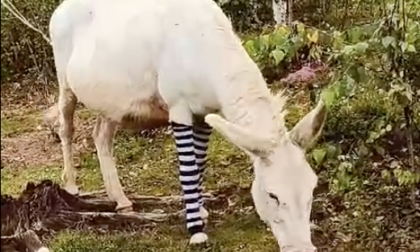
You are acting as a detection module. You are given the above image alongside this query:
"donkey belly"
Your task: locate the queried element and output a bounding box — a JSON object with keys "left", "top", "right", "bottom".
{"left": 66, "top": 36, "right": 168, "bottom": 126}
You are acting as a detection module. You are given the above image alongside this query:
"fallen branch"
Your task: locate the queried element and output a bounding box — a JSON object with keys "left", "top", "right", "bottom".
{"left": 76, "top": 192, "right": 220, "bottom": 213}
{"left": 70, "top": 209, "right": 185, "bottom": 222}
{"left": 79, "top": 191, "right": 218, "bottom": 207}
{"left": 80, "top": 190, "right": 216, "bottom": 201}
{"left": 79, "top": 189, "right": 107, "bottom": 197}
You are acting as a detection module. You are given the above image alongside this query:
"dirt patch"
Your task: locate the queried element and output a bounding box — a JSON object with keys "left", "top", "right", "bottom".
{"left": 2, "top": 131, "right": 65, "bottom": 168}
{"left": 0, "top": 82, "right": 98, "bottom": 169}
{"left": 1, "top": 117, "right": 96, "bottom": 169}
{"left": 0, "top": 80, "right": 57, "bottom": 112}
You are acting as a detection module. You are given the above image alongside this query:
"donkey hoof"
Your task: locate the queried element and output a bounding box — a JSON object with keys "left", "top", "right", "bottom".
{"left": 36, "top": 247, "right": 51, "bottom": 252}
{"left": 189, "top": 232, "right": 208, "bottom": 244}
{"left": 65, "top": 184, "right": 79, "bottom": 196}
{"left": 116, "top": 205, "right": 134, "bottom": 213}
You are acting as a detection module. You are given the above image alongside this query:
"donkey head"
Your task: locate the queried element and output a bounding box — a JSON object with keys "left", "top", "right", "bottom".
{"left": 205, "top": 97, "right": 327, "bottom": 252}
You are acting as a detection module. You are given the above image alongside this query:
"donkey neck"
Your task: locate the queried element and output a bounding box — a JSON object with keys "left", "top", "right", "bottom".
{"left": 219, "top": 72, "right": 280, "bottom": 136}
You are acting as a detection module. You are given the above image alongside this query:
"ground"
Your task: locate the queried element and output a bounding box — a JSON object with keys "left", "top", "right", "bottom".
{"left": 1, "top": 84, "right": 419, "bottom": 252}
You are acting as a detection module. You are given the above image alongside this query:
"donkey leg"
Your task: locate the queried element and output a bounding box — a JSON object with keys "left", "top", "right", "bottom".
{"left": 93, "top": 116, "right": 133, "bottom": 212}
{"left": 57, "top": 81, "right": 78, "bottom": 195}
{"left": 193, "top": 120, "right": 212, "bottom": 221}
{"left": 172, "top": 121, "right": 208, "bottom": 244}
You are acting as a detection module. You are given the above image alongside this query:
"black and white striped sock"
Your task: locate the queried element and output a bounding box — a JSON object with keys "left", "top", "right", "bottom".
{"left": 172, "top": 122, "right": 203, "bottom": 234}
{"left": 193, "top": 123, "right": 212, "bottom": 206}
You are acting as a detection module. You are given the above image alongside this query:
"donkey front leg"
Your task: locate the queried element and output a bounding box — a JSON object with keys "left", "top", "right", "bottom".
{"left": 93, "top": 116, "right": 133, "bottom": 212}
{"left": 172, "top": 120, "right": 208, "bottom": 244}
{"left": 193, "top": 119, "right": 212, "bottom": 221}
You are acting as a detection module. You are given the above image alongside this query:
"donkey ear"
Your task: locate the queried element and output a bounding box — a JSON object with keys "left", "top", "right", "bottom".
{"left": 289, "top": 99, "right": 327, "bottom": 149}
{"left": 205, "top": 114, "right": 276, "bottom": 158}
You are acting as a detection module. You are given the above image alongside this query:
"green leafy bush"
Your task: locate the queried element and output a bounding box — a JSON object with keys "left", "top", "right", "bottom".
{"left": 1, "top": 0, "right": 60, "bottom": 82}
{"left": 242, "top": 23, "right": 327, "bottom": 82}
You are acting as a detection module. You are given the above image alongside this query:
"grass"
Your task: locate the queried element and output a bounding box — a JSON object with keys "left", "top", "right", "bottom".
{"left": 1, "top": 85, "right": 419, "bottom": 252}
{"left": 1, "top": 108, "right": 42, "bottom": 137}
{"left": 0, "top": 163, "right": 103, "bottom": 196}
{"left": 50, "top": 214, "right": 277, "bottom": 252}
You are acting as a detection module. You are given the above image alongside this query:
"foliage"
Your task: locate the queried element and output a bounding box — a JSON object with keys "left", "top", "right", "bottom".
{"left": 242, "top": 23, "right": 325, "bottom": 81}
{"left": 237, "top": 0, "right": 420, "bottom": 194}
{"left": 321, "top": 0, "right": 420, "bottom": 178}
{"left": 1, "top": 0, "right": 59, "bottom": 82}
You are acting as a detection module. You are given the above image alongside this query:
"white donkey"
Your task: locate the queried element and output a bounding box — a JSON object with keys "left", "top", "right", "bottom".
{"left": 49, "top": 0, "right": 327, "bottom": 250}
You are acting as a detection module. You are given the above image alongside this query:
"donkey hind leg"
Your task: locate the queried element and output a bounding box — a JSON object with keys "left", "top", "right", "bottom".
{"left": 58, "top": 84, "right": 78, "bottom": 195}
{"left": 193, "top": 119, "right": 212, "bottom": 221}
{"left": 172, "top": 121, "right": 208, "bottom": 244}
{"left": 93, "top": 116, "right": 133, "bottom": 212}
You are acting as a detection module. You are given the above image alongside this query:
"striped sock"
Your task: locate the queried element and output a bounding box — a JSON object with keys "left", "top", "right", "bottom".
{"left": 172, "top": 122, "right": 203, "bottom": 234}
{"left": 193, "top": 123, "right": 212, "bottom": 206}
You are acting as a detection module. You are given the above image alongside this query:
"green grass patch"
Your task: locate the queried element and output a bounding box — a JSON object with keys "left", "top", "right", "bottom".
{"left": 50, "top": 214, "right": 276, "bottom": 252}
{"left": 1, "top": 163, "right": 103, "bottom": 196}
{"left": 1, "top": 109, "right": 42, "bottom": 137}
{"left": 77, "top": 130, "right": 252, "bottom": 196}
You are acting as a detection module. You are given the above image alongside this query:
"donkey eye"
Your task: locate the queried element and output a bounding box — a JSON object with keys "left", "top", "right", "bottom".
{"left": 268, "top": 193, "right": 280, "bottom": 204}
